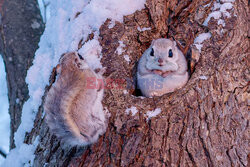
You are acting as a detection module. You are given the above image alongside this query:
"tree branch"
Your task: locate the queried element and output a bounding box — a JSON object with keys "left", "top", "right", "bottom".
{"left": 0, "top": 0, "right": 44, "bottom": 149}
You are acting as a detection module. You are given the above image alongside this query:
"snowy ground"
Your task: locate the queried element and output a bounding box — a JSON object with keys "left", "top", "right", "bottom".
{"left": 0, "top": 56, "right": 10, "bottom": 165}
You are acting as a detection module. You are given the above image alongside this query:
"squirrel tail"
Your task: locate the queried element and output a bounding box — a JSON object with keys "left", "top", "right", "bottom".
{"left": 44, "top": 83, "right": 87, "bottom": 146}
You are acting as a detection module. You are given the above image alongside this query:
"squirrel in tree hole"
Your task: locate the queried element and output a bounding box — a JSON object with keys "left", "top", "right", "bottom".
{"left": 44, "top": 52, "right": 107, "bottom": 146}
{"left": 137, "top": 38, "right": 188, "bottom": 97}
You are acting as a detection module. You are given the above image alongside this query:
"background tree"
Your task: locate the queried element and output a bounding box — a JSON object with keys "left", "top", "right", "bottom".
{"left": 0, "top": 0, "right": 44, "bottom": 149}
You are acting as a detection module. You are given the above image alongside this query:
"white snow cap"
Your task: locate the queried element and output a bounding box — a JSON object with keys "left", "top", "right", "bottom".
{"left": 194, "top": 33, "right": 211, "bottom": 52}
{"left": 0, "top": 56, "right": 10, "bottom": 166}
{"left": 197, "top": 0, "right": 235, "bottom": 52}
{"left": 125, "top": 106, "right": 139, "bottom": 116}
{"left": 116, "top": 41, "right": 126, "bottom": 55}
{"left": 203, "top": 0, "right": 235, "bottom": 26}
{"left": 145, "top": 108, "right": 162, "bottom": 120}
{"left": 137, "top": 27, "right": 151, "bottom": 32}
{"left": 199, "top": 75, "right": 208, "bottom": 80}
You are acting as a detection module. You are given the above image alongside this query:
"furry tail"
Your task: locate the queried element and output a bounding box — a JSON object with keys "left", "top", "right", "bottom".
{"left": 44, "top": 83, "right": 85, "bottom": 146}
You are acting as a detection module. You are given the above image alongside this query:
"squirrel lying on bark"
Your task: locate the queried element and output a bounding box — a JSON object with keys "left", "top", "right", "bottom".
{"left": 44, "top": 52, "right": 107, "bottom": 146}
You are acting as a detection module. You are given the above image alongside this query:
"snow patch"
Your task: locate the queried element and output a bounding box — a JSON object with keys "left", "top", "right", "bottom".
{"left": 194, "top": 33, "right": 211, "bottom": 52}
{"left": 199, "top": 76, "right": 208, "bottom": 80}
{"left": 197, "top": 0, "right": 235, "bottom": 53}
{"left": 203, "top": 1, "right": 234, "bottom": 26}
{"left": 108, "top": 20, "right": 116, "bottom": 29}
{"left": 0, "top": 55, "right": 10, "bottom": 166}
{"left": 2, "top": 137, "right": 39, "bottom": 167}
{"left": 220, "top": 3, "right": 233, "bottom": 17}
{"left": 123, "top": 55, "right": 130, "bottom": 63}
{"left": 217, "top": 19, "right": 226, "bottom": 26}
{"left": 123, "top": 90, "right": 128, "bottom": 94}
{"left": 37, "top": 0, "right": 51, "bottom": 22}
{"left": 145, "top": 108, "right": 162, "bottom": 120}
{"left": 220, "top": 0, "right": 235, "bottom": 2}
{"left": 137, "top": 27, "right": 151, "bottom": 32}
{"left": 125, "top": 106, "right": 138, "bottom": 116}
{"left": 116, "top": 41, "right": 126, "bottom": 55}
{"left": 203, "top": 11, "right": 221, "bottom": 26}
{"left": 204, "top": 2, "right": 211, "bottom": 8}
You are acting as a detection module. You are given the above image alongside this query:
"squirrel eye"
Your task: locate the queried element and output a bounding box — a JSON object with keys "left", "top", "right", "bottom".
{"left": 168, "top": 49, "right": 173, "bottom": 58}
{"left": 150, "top": 48, "right": 154, "bottom": 56}
{"left": 77, "top": 53, "right": 84, "bottom": 60}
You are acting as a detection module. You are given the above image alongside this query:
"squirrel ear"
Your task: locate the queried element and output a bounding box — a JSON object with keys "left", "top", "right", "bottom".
{"left": 56, "top": 64, "right": 61, "bottom": 74}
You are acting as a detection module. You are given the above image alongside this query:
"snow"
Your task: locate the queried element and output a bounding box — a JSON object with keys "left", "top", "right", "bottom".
{"left": 145, "top": 108, "right": 162, "bottom": 120}
{"left": 213, "top": 3, "right": 222, "bottom": 10}
{"left": 194, "top": 33, "right": 211, "bottom": 52}
{"left": 218, "top": 19, "right": 226, "bottom": 26}
{"left": 116, "top": 41, "right": 131, "bottom": 63}
{"left": 196, "top": 0, "right": 235, "bottom": 53}
{"left": 220, "top": 3, "right": 233, "bottom": 17}
{"left": 204, "top": 2, "right": 211, "bottom": 8}
{"left": 38, "top": 0, "right": 51, "bottom": 22}
{"left": 220, "top": 3, "right": 233, "bottom": 12}
{"left": 220, "top": 0, "right": 235, "bottom": 2}
{"left": 123, "top": 55, "right": 130, "bottom": 63}
{"left": 199, "top": 76, "right": 208, "bottom": 80}
{"left": 116, "top": 41, "right": 126, "bottom": 55}
{"left": 108, "top": 20, "right": 116, "bottom": 29}
{"left": 125, "top": 106, "right": 139, "bottom": 116}
{"left": 203, "top": 0, "right": 234, "bottom": 26}
{"left": 0, "top": 56, "right": 10, "bottom": 166}
{"left": 203, "top": 11, "right": 221, "bottom": 26}
{"left": 3, "top": 0, "right": 146, "bottom": 166}
{"left": 123, "top": 90, "right": 128, "bottom": 94}
{"left": 137, "top": 27, "right": 151, "bottom": 32}
{"left": 197, "top": 0, "right": 235, "bottom": 52}
{"left": 1, "top": 137, "right": 39, "bottom": 167}
{"left": 194, "top": 33, "right": 212, "bottom": 44}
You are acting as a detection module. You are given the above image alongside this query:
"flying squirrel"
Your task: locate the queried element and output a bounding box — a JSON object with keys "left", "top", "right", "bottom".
{"left": 44, "top": 52, "right": 107, "bottom": 146}
{"left": 137, "top": 38, "right": 189, "bottom": 97}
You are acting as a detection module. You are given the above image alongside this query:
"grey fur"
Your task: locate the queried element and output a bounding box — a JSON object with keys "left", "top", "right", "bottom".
{"left": 137, "top": 39, "right": 189, "bottom": 97}
{"left": 44, "top": 52, "right": 107, "bottom": 146}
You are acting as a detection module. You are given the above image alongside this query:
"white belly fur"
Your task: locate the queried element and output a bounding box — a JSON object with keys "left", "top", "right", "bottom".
{"left": 137, "top": 72, "right": 188, "bottom": 97}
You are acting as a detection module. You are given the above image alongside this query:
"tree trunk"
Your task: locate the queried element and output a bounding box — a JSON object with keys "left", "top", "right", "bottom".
{"left": 0, "top": 0, "right": 44, "bottom": 149}
{"left": 8, "top": 0, "right": 250, "bottom": 166}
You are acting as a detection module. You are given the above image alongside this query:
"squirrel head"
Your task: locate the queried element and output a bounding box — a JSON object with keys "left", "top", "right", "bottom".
{"left": 57, "top": 52, "right": 89, "bottom": 74}
{"left": 145, "top": 38, "right": 186, "bottom": 73}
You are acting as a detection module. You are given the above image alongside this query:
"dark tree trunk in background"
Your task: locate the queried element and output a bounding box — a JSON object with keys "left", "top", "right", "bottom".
{"left": 0, "top": 0, "right": 44, "bottom": 149}
{"left": 2, "top": 0, "right": 249, "bottom": 166}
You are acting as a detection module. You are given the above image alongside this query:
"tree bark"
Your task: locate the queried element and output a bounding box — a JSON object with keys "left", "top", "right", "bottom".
{"left": 11, "top": 0, "right": 250, "bottom": 166}
{"left": 0, "top": 0, "right": 44, "bottom": 149}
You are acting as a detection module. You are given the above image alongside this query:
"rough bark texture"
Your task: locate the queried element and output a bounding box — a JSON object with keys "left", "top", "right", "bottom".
{"left": 0, "top": 0, "right": 44, "bottom": 149}
{"left": 12, "top": 0, "right": 250, "bottom": 166}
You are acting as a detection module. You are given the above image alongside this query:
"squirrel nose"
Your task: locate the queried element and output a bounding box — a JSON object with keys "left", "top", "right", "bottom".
{"left": 158, "top": 58, "right": 163, "bottom": 64}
